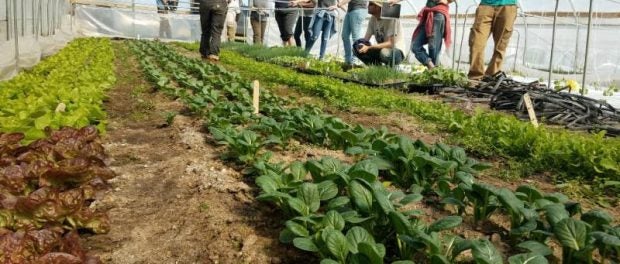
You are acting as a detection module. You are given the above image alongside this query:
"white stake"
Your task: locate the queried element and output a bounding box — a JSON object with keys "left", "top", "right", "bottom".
{"left": 252, "top": 80, "right": 260, "bottom": 114}
{"left": 523, "top": 93, "right": 539, "bottom": 128}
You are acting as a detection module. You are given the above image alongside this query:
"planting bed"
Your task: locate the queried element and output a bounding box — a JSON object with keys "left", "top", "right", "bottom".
{"left": 1, "top": 38, "right": 619, "bottom": 264}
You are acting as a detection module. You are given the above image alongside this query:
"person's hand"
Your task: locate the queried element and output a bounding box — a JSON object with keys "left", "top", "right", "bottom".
{"left": 387, "top": 0, "right": 401, "bottom": 6}
{"left": 328, "top": 5, "right": 338, "bottom": 10}
{"left": 438, "top": 0, "right": 449, "bottom": 4}
{"left": 358, "top": 44, "right": 370, "bottom": 54}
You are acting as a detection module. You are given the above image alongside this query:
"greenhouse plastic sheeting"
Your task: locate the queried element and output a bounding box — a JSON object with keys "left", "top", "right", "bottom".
{"left": 17, "top": 37, "right": 42, "bottom": 69}
{"left": 0, "top": 42, "right": 17, "bottom": 81}
{"left": 75, "top": 5, "right": 201, "bottom": 41}
{"left": 73, "top": 5, "right": 431, "bottom": 64}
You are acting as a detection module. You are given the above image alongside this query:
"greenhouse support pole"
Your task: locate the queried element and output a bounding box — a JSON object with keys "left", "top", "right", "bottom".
{"left": 21, "top": 0, "right": 25, "bottom": 36}
{"left": 33, "top": 0, "right": 37, "bottom": 36}
{"left": 47, "top": 0, "right": 50, "bottom": 36}
{"left": 581, "top": 0, "right": 594, "bottom": 95}
{"left": 5, "top": 0, "right": 10, "bottom": 41}
{"left": 13, "top": 0, "right": 20, "bottom": 69}
{"left": 547, "top": 0, "right": 559, "bottom": 88}
{"left": 132, "top": 0, "right": 136, "bottom": 38}
{"left": 452, "top": 1, "right": 458, "bottom": 69}
{"left": 522, "top": 13, "right": 528, "bottom": 65}
{"left": 513, "top": 30, "right": 520, "bottom": 72}
{"left": 457, "top": 4, "right": 477, "bottom": 71}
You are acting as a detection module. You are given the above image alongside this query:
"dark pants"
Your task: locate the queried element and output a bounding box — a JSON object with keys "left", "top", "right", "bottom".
{"left": 412, "top": 12, "right": 445, "bottom": 66}
{"left": 294, "top": 15, "right": 312, "bottom": 48}
{"left": 356, "top": 48, "right": 404, "bottom": 67}
{"left": 275, "top": 10, "right": 298, "bottom": 42}
{"left": 199, "top": 0, "right": 227, "bottom": 57}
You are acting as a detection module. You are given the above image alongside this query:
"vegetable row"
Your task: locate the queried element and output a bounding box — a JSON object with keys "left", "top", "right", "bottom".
{"left": 195, "top": 45, "right": 620, "bottom": 185}
{"left": 0, "top": 127, "right": 115, "bottom": 263}
{"left": 0, "top": 38, "right": 115, "bottom": 142}
{"left": 132, "top": 40, "right": 620, "bottom": 263}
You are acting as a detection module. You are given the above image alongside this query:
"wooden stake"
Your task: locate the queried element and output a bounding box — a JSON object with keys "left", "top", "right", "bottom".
{"left": 522, "top": 93, "right": 539, "bottom": 128}
{"left": 252, "top": 80, "right": 260, "bottom": 114}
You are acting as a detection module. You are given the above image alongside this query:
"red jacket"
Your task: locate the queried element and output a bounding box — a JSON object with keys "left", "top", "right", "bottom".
{"left": 412, "top": 4, "right": 452, "bottom": 48}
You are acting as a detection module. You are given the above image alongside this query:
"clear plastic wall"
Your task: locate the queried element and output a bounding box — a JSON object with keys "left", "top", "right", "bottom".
{"left": 0, "top": 0, "right": 74, "bottom": 80}
{"left": 5, "top": 0, "right": 620, "bottom": 105}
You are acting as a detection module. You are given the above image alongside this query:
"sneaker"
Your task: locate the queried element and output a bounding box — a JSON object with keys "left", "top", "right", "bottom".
{"left": 341, "top": 63, "right": 353, "bottom": 72}
{"left": 207, "top": 54, "right": 220, "bottom": 61}
{"left": 467, "top": 79, "right": 482, "bottom": 88}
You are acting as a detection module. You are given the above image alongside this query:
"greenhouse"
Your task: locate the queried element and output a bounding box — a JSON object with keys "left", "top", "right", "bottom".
{"left": 0, "top": 0, "right": 619, "bottom": 263}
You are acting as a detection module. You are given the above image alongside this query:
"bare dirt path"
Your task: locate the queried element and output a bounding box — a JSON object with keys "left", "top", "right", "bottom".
{"left": 84, "top": 42, "right": 305, "bottom": 264}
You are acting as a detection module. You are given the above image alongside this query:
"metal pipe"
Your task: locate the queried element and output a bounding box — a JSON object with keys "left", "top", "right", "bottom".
{"left": 547, "top": 0, "right": 559, "bottom": 88}
{"left": 581, "top": 0, "right": 594, "bottom": 95}
{"left": 132, "top": 0, "right": 136, "bottom": 38}
{"left": 512, "top": 30, "right": 520, "bottom": 73}
{"left": 5, "top": 0, "right": 10, "bottom": 41}
{"left": 46, "top": 0, "right": 50, "bottom": 36}
{"left": 522, "top": 13, "right": 528, "bottom": 65}
{"left": 14, "top": 0, "right": 20, "bottom": 70}
{"left": 33, "top": 0, "right": 37, "bottom": 36}
{"left": 21, "top": 0, "right": 24, "bottom": 36}
{"left": 452, "top": 0, "right": 458, "bottom": 70}
{"left": 457, "top": 4, "right": 477, "bottom": 71}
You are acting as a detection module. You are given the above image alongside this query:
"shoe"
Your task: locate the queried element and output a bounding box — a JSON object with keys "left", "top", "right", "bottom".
{"left": 207, "top": 54, "right": 220, "bottom": 61}
{"left": 426, "top": 61, "right": 435, "bottom": 70}
{"left": 467, "top": 79, "right": 482, "bottom": 88}
{"left": 341, "top": 63, "right": 353, "bottom": 72}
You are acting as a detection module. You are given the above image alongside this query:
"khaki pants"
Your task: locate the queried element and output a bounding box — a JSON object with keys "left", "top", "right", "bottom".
{"left": 468, "top": 5, "right": 517, "bottom": 80}
{"left": 222, "top": 11, "right": 237, "bottom": 42}
{"left": 251, "top": 18, "right": 267, "bottom": 45}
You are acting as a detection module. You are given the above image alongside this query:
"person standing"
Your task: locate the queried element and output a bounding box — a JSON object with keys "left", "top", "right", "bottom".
{"left": 199, "top": 0, "right": 228, "bottom": 61}
{"left": 223, "top": 0, "right": 241, "bottom": 42}
{"left": 251, "top": 0, "right": 270, "bottom": 45}
{"left": 354, "top": 0, "right": 405, "bottom": 67}
{"left": 305, "top": 0, "right": 338, "bottom": 60}
{"left": 293, "top": 0, "right": 316, "bottom": 49}
{"left": 275, "top": 0, "right": 299, "bottom": 46}
{"left": 468, "top": 0, "right": 518, "bottom": 81}
{"left": 157, "top": 0, "right": 172, "bottom": 39}
{"left": 340, "top": 0, "right": 368, "bottom": 71}
{"left": 411, "top": 0, "right": 453, "bottom": 69}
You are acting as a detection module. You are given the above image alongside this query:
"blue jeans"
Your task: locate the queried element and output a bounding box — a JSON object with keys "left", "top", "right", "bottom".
{"left": 306, "top": 14, "right": 334, "bottom": 60}
{"left": 341, "top": 9, "right": 367, "bottom": 64}
{"left": 412, "top": 12, "right": 445, "bottom": 66}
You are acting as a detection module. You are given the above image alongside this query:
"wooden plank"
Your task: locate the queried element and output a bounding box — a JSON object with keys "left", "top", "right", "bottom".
{"left": 252, "top": 80, "right": 260, "bottom": 114}
{"left": 522, "top": 93, "right": 539, "bottom": 128}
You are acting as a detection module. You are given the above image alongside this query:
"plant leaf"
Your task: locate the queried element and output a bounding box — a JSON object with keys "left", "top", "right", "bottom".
{"left": 299, "top": 183, "right": 321, "bottom": 213}
{"left": 554, "top": 218, "right": 588, "bottom": 251}
{"left": 349, "top": 180, "right": 373, "bottom": 214}
{"left": 346, "top": 226, "right": 374, "bottom": 253}
{"left": 323, "top": 210, "right": 345, "bottom": 231}
{"left": 293, "top": 237, "right": 319, "bottom": 252}
{"left": 507, "top": 253, "right": 548, "bottom": 264}
{"left": 429, "top": 216, "right": 463, "bottom": 232}
{"left": 286, "top": 220, "right": 310, "bottom": 237}
{"left": 326, "top": 230, "right": 350, "bottom": 262}
{"left": 358, "top": 241, "right": 384, "bottom": 264}
{"left": 516, "top": 241, "right": 552, "bottom": 256}
{"left": 317, "top": 180, "right": 339, "bottom": 201}
{"left": 471, "top": 239, "right": 503, "bottom": 264}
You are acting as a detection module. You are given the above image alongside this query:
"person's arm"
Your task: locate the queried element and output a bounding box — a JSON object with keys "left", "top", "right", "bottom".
{"left": 337, "top": 0, "right": 351, "bottom": 10}
{"left": 291, "top": 0, "right": 314, "bottom": 8}
{"left": 358, "top": 36, "right": 394, "bottom": 53}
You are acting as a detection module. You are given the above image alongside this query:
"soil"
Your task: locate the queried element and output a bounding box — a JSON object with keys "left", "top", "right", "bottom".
{"left": 84, "top": 42, "right": 309, "bottom": 264}
{"left": 85, "top": 42, "right": 618, "bottom": 264}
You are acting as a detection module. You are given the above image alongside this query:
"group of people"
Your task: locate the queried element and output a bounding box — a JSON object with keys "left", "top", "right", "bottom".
{"left": 192, "top": 0, "right": 518, "bottom": 82}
